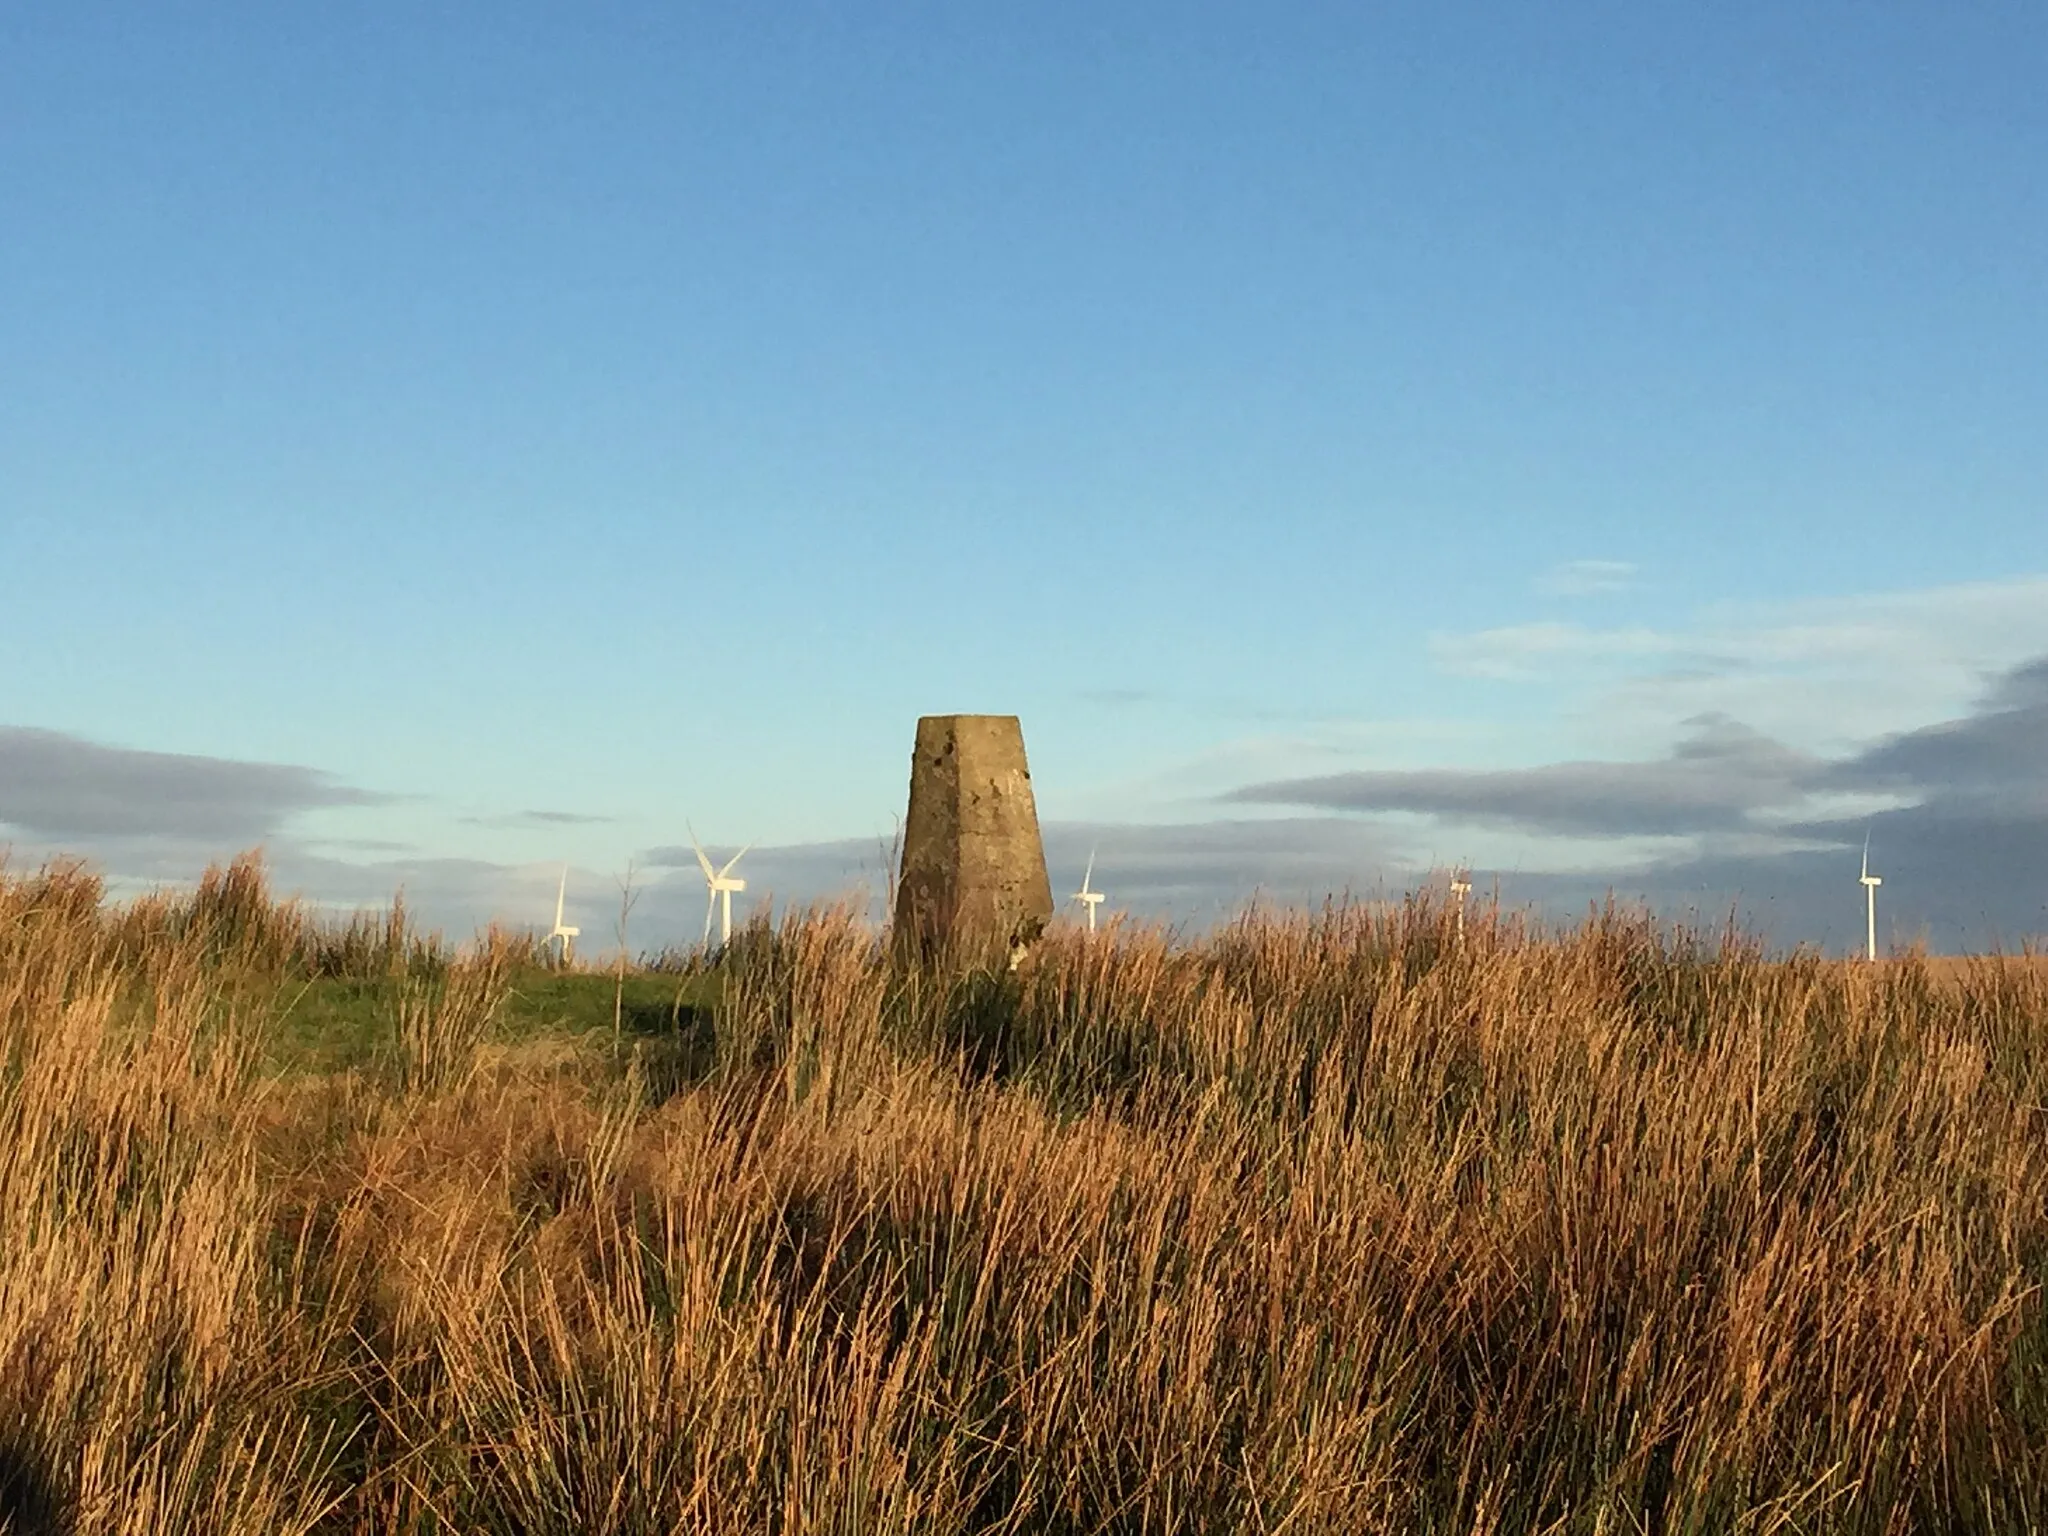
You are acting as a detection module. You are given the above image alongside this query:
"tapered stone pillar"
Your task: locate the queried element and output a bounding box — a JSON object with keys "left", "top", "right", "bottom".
{"left": 893, "top": 715, "right": 1055, "bottom": 965}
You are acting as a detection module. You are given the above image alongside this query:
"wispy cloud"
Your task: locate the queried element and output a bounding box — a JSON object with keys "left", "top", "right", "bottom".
{"left": 459, "top": 809, "right": 617, "bottom": 829}
{"left": 1431, "top": 576, "right": 2048, "bottom": 757}
{"left": 1441, "top": 577, "right": 2048, "bottom": 680}
{"left": 0, "top": 726, "right": 386, "bottom": 843}
{"left": 1218, "top": 652, "right": 2048, "bottom": 949}
{"left": 1823, "top": 656, "right": 2048, "bottom": 812}
{"left": 1431, "top": 622, "right": 1679, "bottom": 682}
{"left": 1535, "top": 559, "right": 1637, "bottom": 598}
{"left": 1226, "top": 714, "right": 1826, "bottom": 838}
{"left": 1231, "top": 656, "right": 2048, "bottom": 844}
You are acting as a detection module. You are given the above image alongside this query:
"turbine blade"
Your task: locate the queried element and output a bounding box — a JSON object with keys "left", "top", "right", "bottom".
{"left": 1082, "top": 848, "right": 1096, "bottom": 894}
{"left": 689, "top": 822, "right": 715, "bottom": 881}
{"left": 720, "top": 844, "right": 752, "bottom": 878}
{"left": 702, "top": 896, "right": 715, "bottom": 946}
{"left": 1862, "top": 830, "right": 1870, "bottom": 879}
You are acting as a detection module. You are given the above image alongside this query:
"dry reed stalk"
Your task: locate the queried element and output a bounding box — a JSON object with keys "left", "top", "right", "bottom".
{"left": 3, "top": 854, "right": 2046, "bottom": 1532}
{"left": 391, "top": 945, "right": 511, "bottom": 1098}
{"left": 0, "top": 874, "right": 343, "bottom": 1535}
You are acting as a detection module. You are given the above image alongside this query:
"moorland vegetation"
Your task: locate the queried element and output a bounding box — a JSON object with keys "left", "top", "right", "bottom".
{"left": 2, "top": 851, "right": 2045, "bottom": 1534}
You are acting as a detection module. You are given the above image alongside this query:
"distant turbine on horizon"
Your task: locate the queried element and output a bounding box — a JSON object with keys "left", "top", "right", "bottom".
{"left": 1449, "top": 869, "right": 1473, "bottom": 940}
{"left": 691, "top": 824, "right": 750, "bottom": 949}
{"left": 1073, "top": 849, "right": 1106, "bottom": 934}
{"left": 548, "top": 865, "right": 580, "bottom": 967}
{"left": 1859, "top": 833, "right": 1883, "bottom": 963}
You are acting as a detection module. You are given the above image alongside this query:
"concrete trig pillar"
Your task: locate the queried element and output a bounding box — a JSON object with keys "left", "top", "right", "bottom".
{"left": 893, "top": 715, "right": 1055, "bottom": 966}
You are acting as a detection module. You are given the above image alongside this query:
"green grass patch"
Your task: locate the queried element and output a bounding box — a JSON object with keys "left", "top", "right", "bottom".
{"left": 264, "top": 970, "right": 724, "bottom": 1076}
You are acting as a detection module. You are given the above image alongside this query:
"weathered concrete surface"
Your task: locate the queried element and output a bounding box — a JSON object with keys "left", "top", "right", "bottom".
{"left": 893, "top": 715, "right": 1055, "bottom": 965}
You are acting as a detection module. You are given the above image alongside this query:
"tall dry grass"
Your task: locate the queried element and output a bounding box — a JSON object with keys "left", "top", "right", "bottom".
{"left": 2, "top": 854, "right": 2045, "bottom": 1533}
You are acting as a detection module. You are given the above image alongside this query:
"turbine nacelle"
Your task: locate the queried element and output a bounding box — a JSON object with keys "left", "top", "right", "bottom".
{"left": 1072, "top": 849, "right": 1106, "bottom": 933}
{"left": 691, "top": 823, "right": 752, "bottom": 948}
{"left": 1859, "top": 832, "right": 1883, "bottom": 963}
{"left": 547, "top": 864, "right": 581, "bottom": 966}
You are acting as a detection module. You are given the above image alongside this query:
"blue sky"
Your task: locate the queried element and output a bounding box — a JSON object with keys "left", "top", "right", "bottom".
{"left": 4, "top": 2, "right": 2046, "bottom": 951}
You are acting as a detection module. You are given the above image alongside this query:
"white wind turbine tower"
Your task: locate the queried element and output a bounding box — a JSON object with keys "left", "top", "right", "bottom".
{"left": 1073, "top": 849, "right": 1106, "bottom": 934}
{"left": 1859, "top": 832, "right": 1883, "bottom": 963}
{"left": 1449, "top": 869, "right": 1473, "bottom": 940}
{"left": 691, "top": 825, "right": 750, "bottom": 949}
{"left": 548, "top": 865, "right": 580, "bottom": 967}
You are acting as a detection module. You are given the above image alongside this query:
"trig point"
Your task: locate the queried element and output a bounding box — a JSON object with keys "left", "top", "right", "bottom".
{"left": 893, "top": 715, "right": 1055, "bottom": 965}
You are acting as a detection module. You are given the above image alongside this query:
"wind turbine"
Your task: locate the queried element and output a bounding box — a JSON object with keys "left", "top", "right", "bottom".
{"left": 690, "top": 825, "right": 750, "bottom": 949}
{"left": 1073, "top": 849, "right": 1105, "bottom": 934}
{"left": 548, "top": 865, "right": 580, "bottom": 967}
{"left": 1859, "top": 833, "right": 1882, "bottom": 963}
{"left": 1449, "top": 869, "right": 1473, "bottom": 940}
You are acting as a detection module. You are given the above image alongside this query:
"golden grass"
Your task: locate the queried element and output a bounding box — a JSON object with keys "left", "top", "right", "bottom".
{"left": 2, "top": 855, "right": 2045, "bottom": 1533}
